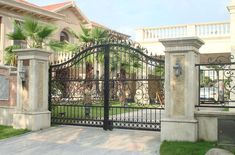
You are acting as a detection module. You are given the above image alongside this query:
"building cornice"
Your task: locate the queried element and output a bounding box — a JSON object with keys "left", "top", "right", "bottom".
{"left": 44, "top": 1, "right": 90, "bottom": 24}
{"left": 0, "top": 0, "right": 64, "bottom": 20}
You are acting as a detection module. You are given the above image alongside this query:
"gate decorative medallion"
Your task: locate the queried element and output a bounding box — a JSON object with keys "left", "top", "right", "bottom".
{"left": 49, "top": 40, "right": 164, "bottom": 131}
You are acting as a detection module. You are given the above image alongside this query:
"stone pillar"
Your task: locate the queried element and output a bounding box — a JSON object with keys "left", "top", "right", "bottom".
{"left": 13, "top": 49, "right": 51, "bottom": 131}
{"left": 160, "top": 37, "right": 204, "bottom": 142}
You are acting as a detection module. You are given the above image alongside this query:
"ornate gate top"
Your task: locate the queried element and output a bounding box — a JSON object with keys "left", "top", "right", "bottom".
{"left": 50, "top": 39, "right": 164, "bottom": 69}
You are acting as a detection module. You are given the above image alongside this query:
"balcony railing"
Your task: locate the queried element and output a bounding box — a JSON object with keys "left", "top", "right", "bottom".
{"left": 195, "top": 22, "right": 230, "bottom": 36}
{"left": 142, "top": 25, "right": 187, "bottom": 40}
{"left": 138, "top": 21, "right": 230, "bottom": 41}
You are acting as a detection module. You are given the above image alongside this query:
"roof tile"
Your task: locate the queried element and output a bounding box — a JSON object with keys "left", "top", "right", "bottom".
{"left": 41, "top": 1, "right": 72, "bottom": 11}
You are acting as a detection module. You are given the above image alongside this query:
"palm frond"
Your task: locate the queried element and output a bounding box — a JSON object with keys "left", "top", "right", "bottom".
{"left": 48, "top": 40, "right": 67, "bottom": 52}
{"left": 90, "top": 27, "right": 109, "bottom": 41}
{"left": 79, "top": 35, "right": 92, "bottom": 43}
{"left": 48, "top": 40, "right": 80, "bottom": 53}
{"left": 63, "top": 42, "right": 80, "bottom": 53}
{"left": 23, "top": 17, "right": 40, "bottom": 36}
{"left": 4, "top": 45, "right": 20, "bottom": 54}
{"left": 7, "top": 21, "right": 26, "bottom": 40}
{"left": 4, "top": 45, "right": 21, "bottom": 66}
{"left": 37, "top": 25, "right": 56, "bottom": 40}
{"left": 79, "top": 25, "right": 92, "bottom": 42}
{"left": 80, "top": 25, "right": 90, "bottom": 36}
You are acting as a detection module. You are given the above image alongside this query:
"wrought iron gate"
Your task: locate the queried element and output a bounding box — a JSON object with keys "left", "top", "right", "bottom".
{"left": 49, "top": 40, "right": 164, "bottom": 131}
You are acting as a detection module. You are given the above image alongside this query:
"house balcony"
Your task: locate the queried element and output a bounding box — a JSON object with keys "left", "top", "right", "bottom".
{"left": 136, "top": 21, "right": 230, "bottom": 42}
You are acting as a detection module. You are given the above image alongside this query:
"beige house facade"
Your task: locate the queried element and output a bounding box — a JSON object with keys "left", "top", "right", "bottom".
{"left": 0, "top": 0, "right": 129, "bottom": 65}
{"left": 135, "top": 1, "right": 235, "bottom": 59}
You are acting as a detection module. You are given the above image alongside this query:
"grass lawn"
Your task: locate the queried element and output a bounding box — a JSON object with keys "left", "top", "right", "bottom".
{"left": 52, "top": 104, "right": 129, "bottom": 118}
{"left": 0, "top": 125, "right": 29, "bottom": 140}
{"left": 52, "top": 101, "right": 161, "bottom": 119}
{"left": 160, "top": 141, "right": 217, "bottom": 155}
{"left": 160, "top": 141, "right": 235, "bottom": 155}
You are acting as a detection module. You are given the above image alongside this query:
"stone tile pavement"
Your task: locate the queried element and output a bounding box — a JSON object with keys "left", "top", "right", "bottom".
{"left": 0, "top": 126, "right": 161, "bottom": 155}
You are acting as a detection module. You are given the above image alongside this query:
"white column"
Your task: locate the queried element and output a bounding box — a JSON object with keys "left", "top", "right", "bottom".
{"left": 228, "top": 0, "right": 235, "bottom": 52}
{"left": 160, "top": 37, "right": 204, "bottom": 142}
{"left": 228, "top": 1, "right": 235, "bottom": 111}
{"left": 13, "top": 48, "right": 51, "bottom": 131}
{"left": 135, "top": 29, "right": 144, "bottom": 42}
{"left": 187, "top": 24, "right": 196, "bottom": 36}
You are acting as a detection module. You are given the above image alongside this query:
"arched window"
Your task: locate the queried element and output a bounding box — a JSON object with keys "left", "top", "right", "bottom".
{"left": 60, "top": 31, "right": 69, "bottom": 42}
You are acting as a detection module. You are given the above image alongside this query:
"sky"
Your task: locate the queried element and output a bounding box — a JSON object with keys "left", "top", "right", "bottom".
{"left": 29, "top": 0, "right": 230, "bottom": 37}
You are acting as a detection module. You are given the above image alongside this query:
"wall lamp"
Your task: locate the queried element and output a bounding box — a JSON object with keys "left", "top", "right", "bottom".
{"left": 19, "top": 66, "right": 26, "bottom": 82}
{"left": 173, "top": 61, "right": 182, "bottom": 77}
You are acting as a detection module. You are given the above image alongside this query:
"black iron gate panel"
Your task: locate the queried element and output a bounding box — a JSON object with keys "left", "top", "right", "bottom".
{"left": 49, "top": 40, "right": 164, "bottom": 131}
{"left": 195, "top": 54, "right": 235, "bottom": 109}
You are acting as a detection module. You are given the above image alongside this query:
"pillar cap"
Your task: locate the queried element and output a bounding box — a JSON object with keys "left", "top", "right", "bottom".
{"left": 159, "top": 37, "right": 205, "bottom": 53}
{"left": 14, "top": 48, "right": 52, "bottom": 61}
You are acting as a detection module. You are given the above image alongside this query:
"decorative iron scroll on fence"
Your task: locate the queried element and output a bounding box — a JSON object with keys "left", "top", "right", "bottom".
{"left": 195, "top": 54, "right": 235, "bottom": 108}
{"left": 49, "top": 39, "right": 165, "bottom": 131}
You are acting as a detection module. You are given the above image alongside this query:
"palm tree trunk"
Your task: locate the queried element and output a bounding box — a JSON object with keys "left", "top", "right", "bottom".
{"left": 84, "top": 62, "right": 93, "bottom": 105}
{"left": 85, "top": 62, "right": 93, "bottom": 85}
{"left": 119, "top": 67, "right": 126, "bottom": 106}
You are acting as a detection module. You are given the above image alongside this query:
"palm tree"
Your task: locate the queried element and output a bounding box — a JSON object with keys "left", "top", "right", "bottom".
{"left": 110, "top": 50, "right": 143, "bottom": 105}
{"left": 5, "top": 17, "right": 56, "bottom": 66}
{"left": 72, "top": 25, "right": 109, "bottom": 43}
{"left": 71, "top": 25, "right": 109, "bottom": 88}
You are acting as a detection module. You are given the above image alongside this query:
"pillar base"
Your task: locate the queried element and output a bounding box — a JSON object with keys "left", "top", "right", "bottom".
{"left": 13, "top": 111, "right": 51, "bottom": 131}
{"left": 161, "top": 118, "right": 198, "bottom": 142}
{"left": 0, "top": 106, "right": 16, "bottom": 126}
{"left": 229, "top": 102, "right": 235, "bottom": 112}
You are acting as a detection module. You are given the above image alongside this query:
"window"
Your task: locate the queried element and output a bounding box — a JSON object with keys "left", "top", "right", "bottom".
{"left": 60, "top": 31, "right": 69, "bottom": 42}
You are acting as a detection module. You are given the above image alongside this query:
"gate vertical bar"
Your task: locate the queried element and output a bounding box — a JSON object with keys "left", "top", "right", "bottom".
{"left": 103, "top": 45, "right": 110, "bottom": 130}
{"left": 198, "top": 65, "right": 201, "bottom": 106}
{"left": 48, "top": 66, "right": 52, "bottom": 112}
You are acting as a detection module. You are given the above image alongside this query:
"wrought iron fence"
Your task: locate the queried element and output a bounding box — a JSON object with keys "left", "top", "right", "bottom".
{"left": 196, "top": 54, "right": 235, "bottom": 108}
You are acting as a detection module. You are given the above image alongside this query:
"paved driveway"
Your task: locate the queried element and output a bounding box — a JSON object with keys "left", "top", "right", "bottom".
{"left": 0, "top": 126, "right": 161, "bottom": 155}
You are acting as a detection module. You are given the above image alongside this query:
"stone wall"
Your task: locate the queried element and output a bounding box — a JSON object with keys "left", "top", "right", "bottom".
{"left": 195, "top": 111, "right": 235, "bottom": 141}
{"left": 0, "top": 65, "right": 17, "bottom": 125}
